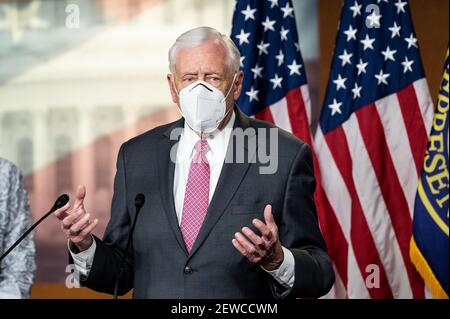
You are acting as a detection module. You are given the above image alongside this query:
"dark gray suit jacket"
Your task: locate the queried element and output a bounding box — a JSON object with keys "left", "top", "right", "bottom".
{"left": 80, "top": 107, "right": 334, "bottom": 298}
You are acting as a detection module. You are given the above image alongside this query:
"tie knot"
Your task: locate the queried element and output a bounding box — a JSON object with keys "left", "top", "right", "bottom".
{"left": 195, "top": 139, "right": 210, "bottom": 155}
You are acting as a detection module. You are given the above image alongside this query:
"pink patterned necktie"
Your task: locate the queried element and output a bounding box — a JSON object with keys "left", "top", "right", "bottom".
{"left": 180, "top": 139, "right": 210, "bottom": 253}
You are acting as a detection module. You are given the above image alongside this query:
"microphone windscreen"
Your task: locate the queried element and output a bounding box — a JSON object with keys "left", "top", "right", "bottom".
{"left": 135, "top": 193, "right": 145, "bottom": 208}
{"left": 53, "top": 194, "right": 70, "bottom": 211}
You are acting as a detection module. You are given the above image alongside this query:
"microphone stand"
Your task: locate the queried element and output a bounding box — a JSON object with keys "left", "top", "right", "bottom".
{"left": 0, "top": 194, "right": 70, "bottom": 264}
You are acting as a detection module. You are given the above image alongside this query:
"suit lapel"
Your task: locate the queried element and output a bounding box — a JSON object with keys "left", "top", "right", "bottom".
{"left": 187, "top": 108, "right": 257, "bottom": 259}
{"left": 158, "top": 118, "right": 188, "bottom": 255}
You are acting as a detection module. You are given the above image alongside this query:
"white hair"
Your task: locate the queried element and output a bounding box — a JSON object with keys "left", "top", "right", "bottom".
{"left": 168, "top": 26, "right": 241, "bottom": 74}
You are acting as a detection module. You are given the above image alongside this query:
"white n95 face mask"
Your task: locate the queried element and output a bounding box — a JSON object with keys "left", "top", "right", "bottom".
{"left": 177, "top": 75, "right": 236, "bottom": 134}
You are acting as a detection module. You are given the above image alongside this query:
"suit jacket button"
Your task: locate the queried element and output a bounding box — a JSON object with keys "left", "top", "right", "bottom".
{"left": 184, "top": 266, "right": 193, "bottom": 274}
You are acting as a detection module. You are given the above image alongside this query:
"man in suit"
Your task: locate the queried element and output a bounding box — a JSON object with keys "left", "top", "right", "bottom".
{"left": 54, "top": 27, "right": 334, "bottom": 299}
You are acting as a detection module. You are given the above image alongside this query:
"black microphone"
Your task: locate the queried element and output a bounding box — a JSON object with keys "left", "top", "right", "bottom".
{"left": 113, "top": 193, "right": 145, "bottom": 299}
{"left": 0, "top": 194, "right": 70, "bottom": 264}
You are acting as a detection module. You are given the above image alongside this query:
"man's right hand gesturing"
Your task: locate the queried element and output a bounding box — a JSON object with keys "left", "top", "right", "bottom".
{"left": 54, "top": 184, "right": 98, "bottom": 253}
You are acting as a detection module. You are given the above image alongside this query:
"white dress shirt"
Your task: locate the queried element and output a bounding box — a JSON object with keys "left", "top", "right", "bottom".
{"left": 173, "top": 112, "right": 236, "bottom": 221}
{"left": 70, "top": 111, "right": 295, "bottom": 290}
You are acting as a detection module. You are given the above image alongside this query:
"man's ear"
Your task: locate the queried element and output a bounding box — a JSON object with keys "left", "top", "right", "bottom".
{"left": 233, "top": 71, "right": 244, "bottom": 100}
{"left": 167, "top": 74, "right": 179, "bottom": 104}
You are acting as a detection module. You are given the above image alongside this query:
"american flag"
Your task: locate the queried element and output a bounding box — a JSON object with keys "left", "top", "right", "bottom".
{"left": 230, "top": 0, "right": 313, "bottom": 146}
{"left": 315, "top": 0, "right": 434, "bottom": 298}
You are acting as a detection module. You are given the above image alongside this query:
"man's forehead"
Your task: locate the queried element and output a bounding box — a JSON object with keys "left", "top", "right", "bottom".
{"left": 175, "top": 40, "right": 228, "bottom": 71}
{"left": 177, "top": 65, "right": 226, "bottom": 74}
{"left": 178, "top": 38, "right": 226, "bottom": 55}
{"left": 176, "top": 40, "right": 227, "bottom": 59}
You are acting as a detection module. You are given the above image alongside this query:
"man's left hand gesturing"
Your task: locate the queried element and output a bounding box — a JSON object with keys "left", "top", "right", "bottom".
{"left": 232, "top": 204, "right": 284, "bottom": 271}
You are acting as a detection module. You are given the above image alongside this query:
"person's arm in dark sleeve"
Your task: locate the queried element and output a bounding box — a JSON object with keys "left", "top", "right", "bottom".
{"left": 279, "top": 143, "right": 335, "bottom": 298}
{"left": 70, "top": 144, "right": 134, "bottom": 296}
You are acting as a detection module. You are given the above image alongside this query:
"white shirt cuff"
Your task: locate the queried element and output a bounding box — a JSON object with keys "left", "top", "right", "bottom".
{"left": 261, "top": 246, "right": 295, "bottom": 288}
{"left": 68, "top": 236, "right": 96, "bottom": 278}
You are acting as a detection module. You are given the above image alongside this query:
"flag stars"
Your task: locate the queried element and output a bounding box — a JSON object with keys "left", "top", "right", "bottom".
{"left": 287, "top": 60, "right": 302, "bottom": 76}
{"left": 339, "top": 49, "right": 353, "bottom": 66}
{"left": 246, "top": 86, "right": 259, "bottom": 102}
{"left": 251, "top": 64, "right": 264, "bottom": 79}
{"left": 241, "top": 5, "right": 257, "bottom": 21}
{"left": 275, "top": 50, "right": 285, "bottom": 66}
{"left": 235, "top": 29, "right": 250, "bottom": 45}
{"left": 268, "top": 0, "right": 279, "bottom": 9}
{"left": 333, "top": 74, "right": 347, "bottom": 91}
{"left": 381, "top": 46, "right": 397, "bottom": 62}
{"left": 360, "top": 34, "right": 376, "bottom": 50}
{"left": 280, "top": 26, "right": 290, "bottom": 41}
{"left": 240, "top": 56, "right": 245, "bottom": 68}
{"left": 405, "top": 33, "right": 418, "bottom": 49}
{"left": 329, "top": 99, "right": 343, "bottom": 116}
{"left": 395, "top": 0, "right": 408, "bottom": 14}
{"left": 366, "top": 10, "right": 382, "bottom": 28}
{"left": 294, "top": 42, "right": 301, "bottom": 52}
{"left": 388, "top": 22, "right": 401, "bottom": 38}
{"left": 375, "top": 69, "right": 390, "bottom": 85}
{"left": 261, "top": 16, "right": 276, "bottom": 32}
{"left": 356, "top": 58, "right": 368, "bottom": 75}
{"left": 270, "top": 74, "right": 283, "bottom": 89}
{"left": 344, "top": 25, "right": 358, "bottom": 41}
{"left": 257, "top": 41, "right": 270, "bottom": 55}
{"left": 401, "top": 56, "right": 414, "bottom": 73}
{"left": 352, "top": 83, "right": 362, "bottom": 99}
{"left": 349, "top": 1, "right": 362, "bottom": 18}
{"left": 281, "top": 2, "right": 294, "bottom": 18}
